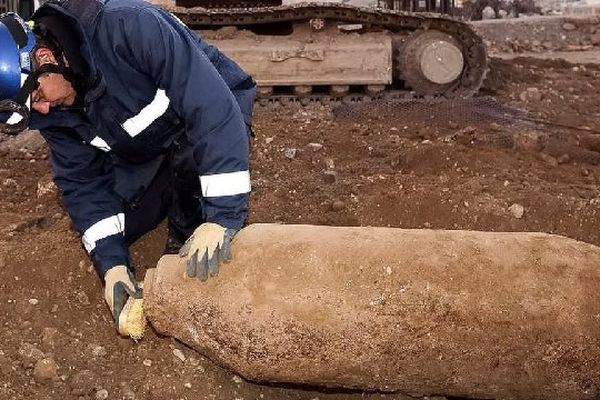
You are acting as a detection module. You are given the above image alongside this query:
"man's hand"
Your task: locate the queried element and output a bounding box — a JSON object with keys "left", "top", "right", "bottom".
{"left": 179, "top": 222, "right": 237, "bottom": 281}
{"left": 104, "top": 265, "right": 142, "bottom": 323}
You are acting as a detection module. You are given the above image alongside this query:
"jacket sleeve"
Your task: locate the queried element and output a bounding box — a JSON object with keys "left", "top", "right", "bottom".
{"left": 115, "top": 6, "right": 251, "bottom": 231}
{"left": 40, "top": 124, "right": 129, "bottom": 277}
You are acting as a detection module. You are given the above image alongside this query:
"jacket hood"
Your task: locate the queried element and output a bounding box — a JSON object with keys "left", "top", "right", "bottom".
{"left": 32, "top": 0, "right": 107, "bottom": 103}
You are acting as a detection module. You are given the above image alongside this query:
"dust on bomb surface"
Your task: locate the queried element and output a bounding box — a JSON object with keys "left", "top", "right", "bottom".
{"left": 146, "top": 226, "right": 600, "bottom": 399}
{"left": 0, "top": 56, "right": 600, "bottom": 400}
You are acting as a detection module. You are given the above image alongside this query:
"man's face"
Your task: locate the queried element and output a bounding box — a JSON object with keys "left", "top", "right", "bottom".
{"left": 30, "top": 47, "right": 77, "bottom": 115}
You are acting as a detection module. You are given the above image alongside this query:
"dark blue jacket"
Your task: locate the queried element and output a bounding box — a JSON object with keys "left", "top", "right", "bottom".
{"left": 30, "top": 0, "right": 255, "bottom": 276}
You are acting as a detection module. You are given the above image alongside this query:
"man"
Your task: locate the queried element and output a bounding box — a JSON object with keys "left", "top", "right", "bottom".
{"left": 0, "top": 0, "right": 255, "bottom": 337}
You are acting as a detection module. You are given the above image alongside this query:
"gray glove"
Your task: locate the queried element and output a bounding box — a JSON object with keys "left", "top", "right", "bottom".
{"left": 179, "top": 222, "right": 237, "bottom": 281}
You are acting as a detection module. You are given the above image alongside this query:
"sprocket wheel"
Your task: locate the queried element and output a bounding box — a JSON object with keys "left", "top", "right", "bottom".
{"left": 397, "top": 30, "right": 465, "bottom": 96}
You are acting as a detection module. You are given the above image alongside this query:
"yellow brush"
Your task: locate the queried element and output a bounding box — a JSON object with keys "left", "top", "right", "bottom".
{"left": 118, "top": 296, "right": 147, "bottom": 340}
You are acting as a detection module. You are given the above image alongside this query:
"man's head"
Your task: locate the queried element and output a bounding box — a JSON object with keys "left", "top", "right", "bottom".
{"left": 29, "top": 46, "right": 77, "bottom": 114}
{"left": 0, "top": 12, "right": 76, "bottom": 133}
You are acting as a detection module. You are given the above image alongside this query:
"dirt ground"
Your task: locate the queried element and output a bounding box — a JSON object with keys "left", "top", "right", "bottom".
{"left": 1, "top": 53, "right": 600, "bottom": 399}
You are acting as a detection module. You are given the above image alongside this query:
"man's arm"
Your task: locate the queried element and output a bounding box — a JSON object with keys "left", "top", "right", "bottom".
{"left": 40, "top": 123, "right": 129, "bottom": 277}
{"left": 115, "top": 6, "right": 251, "bottom": 231}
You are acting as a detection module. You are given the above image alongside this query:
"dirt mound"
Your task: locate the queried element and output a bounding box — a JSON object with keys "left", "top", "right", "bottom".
{"left": 1, "top": 56, "right": 600, "bottom": 399}
{"left": 473, "top": 15, "right": 600, "bottom": 54}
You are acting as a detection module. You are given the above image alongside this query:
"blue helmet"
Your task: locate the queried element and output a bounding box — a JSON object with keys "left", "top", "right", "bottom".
{"left": 0, "top": 13, "right": 36, "bottom": 101}
{"left": 0, "top": 12, "right": 36, "bottom": 134}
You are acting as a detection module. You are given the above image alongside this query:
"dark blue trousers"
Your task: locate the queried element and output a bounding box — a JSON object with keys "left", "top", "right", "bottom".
{"left": 123, "top": 133, "right": 204, "bottom": 252}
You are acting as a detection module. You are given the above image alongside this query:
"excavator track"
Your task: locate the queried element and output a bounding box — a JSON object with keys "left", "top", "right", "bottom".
{"left": 165, "top": 3, "right": 488, "bottom": 105}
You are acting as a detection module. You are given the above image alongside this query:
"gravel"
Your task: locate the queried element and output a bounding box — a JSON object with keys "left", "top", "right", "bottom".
{"left": 41, "top": 327, "right": 59, "bottom": 351}
{"left": 70, "top": 369, "right": 96, "bottom": 395}
{"left": 18, "top": 343, "right": 44, "bottom": 368}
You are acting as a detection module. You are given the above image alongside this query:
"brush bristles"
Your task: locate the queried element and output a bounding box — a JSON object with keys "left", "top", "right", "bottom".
{"left": 118, "top": 297, "right": 147, "bottom": 340}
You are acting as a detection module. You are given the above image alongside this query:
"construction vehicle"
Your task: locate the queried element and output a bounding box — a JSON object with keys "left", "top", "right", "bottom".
{"left": 161, "top": 0, "right": 488, "bottom": 105}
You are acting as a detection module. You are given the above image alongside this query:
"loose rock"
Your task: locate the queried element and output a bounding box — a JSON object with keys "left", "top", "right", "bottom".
{"left": 527, "top": 87, "right": 542, "bottom": 102}
{"left": 36, "top": 178, "right": 57, "bottom": 198}
{"left": 307, "top": 143, "right": 323, "bottom": 151}
{"left": 520, "top": 87, "right": 542, "bottom": 102}
{"left": 490, "top": 122, "right": 502, "bottom": 132}
{"left": 542, "top": 41, "right": 553, "bottom": 50}
{"left": 121, "top": 387, "right": 136, "bottom": 400}
{"left": 283, "top": 148, "right": 297, "bottom": 160}
{"left": 562, "top": 22, "right": 577, "bottom": 31}
{"left": 18, "top": 343, "right": 44, "bottom": 368}
{"left": 2, "top": 178, "right": 17, "bottom": 188}
{"left": 540, "top": 152, "right": 558, "bottom": 167}
{"left": 41, "top": 327, "right": 59, "bottom": 350}
{"left": 323, "top": 170, "right": 338, "bottom": 184}
{"left": 77, "top": 291, "right": 90, "bottom": 306}
{"left": 557, "top": 154, "right": 571, "bottom": 164}
{"left": 95, "top": 388, "right": 109, "bottom": 400}
{"left": 331, "top": 200, "right": 346, "bottom": 211}
{"left": 33, "top": 358, "right": 58, "bottom": 381}
{"left": 119, "top": 382, "right": 136, "bottom": 400}
{"left": 581, "top": 168, "right": 590, "bottom": 177}
{"left": 482, "top": 6, "right": 496, "bottom": 19}
{"left": 513, "top": 131, "right": 543, "bottom": 153}
{"left": 173, "top": 348, "right": 186, "bottom": 362}
{"left": 90, "top": 345, "right": 107, "bottom": 358}
{"left": 508, "top": 203, "right": 525, "bottom": 219}
{"left": 389, "top": 134, "right": 401, "bottom": 144}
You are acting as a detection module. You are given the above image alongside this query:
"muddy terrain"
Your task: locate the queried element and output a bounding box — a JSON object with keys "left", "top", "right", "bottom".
{"left": 1, "top": 53, "right": 600, "bottom": 400}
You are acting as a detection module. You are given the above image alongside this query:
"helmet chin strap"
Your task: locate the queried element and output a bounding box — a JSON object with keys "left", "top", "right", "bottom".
{"left": 0, "top": 100, "right": 30, "bottom": 135}
{"left": 0, "top": 63, "right": 74, "bottom": 135}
